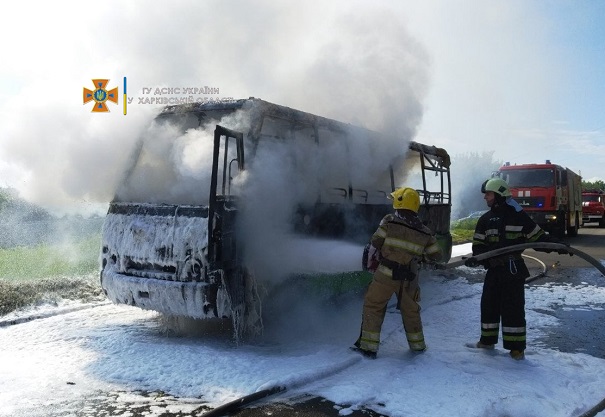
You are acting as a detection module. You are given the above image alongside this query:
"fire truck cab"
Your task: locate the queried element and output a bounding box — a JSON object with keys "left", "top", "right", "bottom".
{"left": 497, "top": 161, "right": 582, "bottom": 237}
{"left": 582, "top": 189, "right": 605, "bottom": 227}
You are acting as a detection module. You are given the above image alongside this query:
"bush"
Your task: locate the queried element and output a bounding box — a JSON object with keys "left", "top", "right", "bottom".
{"left": 451, "top": 218, "right": 479, "bottom": 231}
{"left": 451, "top": 218, "right": 478, "bottom": 244}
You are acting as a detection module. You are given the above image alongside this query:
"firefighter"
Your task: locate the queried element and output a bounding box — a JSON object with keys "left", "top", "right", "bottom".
{"left": 352, "top": 187, "right": 443, "bottom": 358}
{"left": 467, "top": 178, "right": 547, "bottom": 360}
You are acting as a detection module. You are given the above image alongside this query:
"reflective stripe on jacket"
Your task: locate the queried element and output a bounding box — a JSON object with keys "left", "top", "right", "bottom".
{"left": 472, "top": 202, "right": 545, "bottom": 260}
{"left": 371, "top": 211, "right": 442, "bottom": 267}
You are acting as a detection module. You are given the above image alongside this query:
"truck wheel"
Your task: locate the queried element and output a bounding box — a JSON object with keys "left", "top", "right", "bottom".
{"left": 554, "top": 214, "right": 566, "bottom": 238}
{"left": 600, "top": 216, "right": 605, "bottom": 228}
{"left": 567, "top": 214, "right": 579, "bottom": 237}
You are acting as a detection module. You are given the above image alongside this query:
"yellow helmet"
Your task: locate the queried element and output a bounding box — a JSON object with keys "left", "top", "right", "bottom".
{"left": 481, "top": 178, "right": 511, "bottom": 197}
{"left": 389, "top": 187, "right": 420, "bottom": 212}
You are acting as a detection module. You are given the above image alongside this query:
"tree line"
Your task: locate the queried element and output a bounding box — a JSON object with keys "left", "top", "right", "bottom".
{"left": 581, "top": 179, "right": 605, "bottom": 192}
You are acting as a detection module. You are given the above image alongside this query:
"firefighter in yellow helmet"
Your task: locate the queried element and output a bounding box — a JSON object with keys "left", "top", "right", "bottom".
{"left": 352, "top": 187, "right": 443, "bottom": 358}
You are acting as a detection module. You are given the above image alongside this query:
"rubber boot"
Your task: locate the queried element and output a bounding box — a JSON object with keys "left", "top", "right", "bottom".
{"left": 509, "top": 350, "right": 525, "bottom": 360}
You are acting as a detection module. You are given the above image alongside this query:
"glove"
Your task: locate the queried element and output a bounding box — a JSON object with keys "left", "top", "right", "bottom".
{"left": 556, "top": 247, "right": 573, "bottom": 256}
{"left": 534, "top": 247, "right": 553, "bottom": 254}
{"left": 363, "top": 244, "right": 381, "bottom": 272}
{"left": 464, "top": 257, "right": 479, "bottom": 267}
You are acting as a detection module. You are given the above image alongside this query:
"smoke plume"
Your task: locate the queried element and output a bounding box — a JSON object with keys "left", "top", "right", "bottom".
{"left": 0, "top": 1, "right": 429, "bottom": 215}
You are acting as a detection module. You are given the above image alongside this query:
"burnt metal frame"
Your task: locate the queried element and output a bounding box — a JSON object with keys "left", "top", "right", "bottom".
{"left": 207, "top": 125, "right": 244, "bottom": 264}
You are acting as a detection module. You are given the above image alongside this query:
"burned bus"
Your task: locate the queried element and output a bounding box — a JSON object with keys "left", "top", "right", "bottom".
{"left": 100, "top": 98, "right": 452, "bottom": 339}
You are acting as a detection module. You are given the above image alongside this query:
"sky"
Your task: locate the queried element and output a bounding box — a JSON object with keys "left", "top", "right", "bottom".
{"left": 1, "top": 1, "right": 604, "bottom": 215}
{"left": 1, "top": 244, "right": 605, "bottom": 417}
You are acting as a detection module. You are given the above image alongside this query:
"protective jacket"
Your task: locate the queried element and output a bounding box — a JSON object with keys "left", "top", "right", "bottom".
{"left": 472, "top": 200, "right": 545, "bottom": 351}
{"left": 356, "top": 210, "right": 442, "bottom": 354}
{"left": 371, "top": 211, "right": 442, "bottom": 277}
{"left": 472, "top": 201, "right": 545, "bottom": 267}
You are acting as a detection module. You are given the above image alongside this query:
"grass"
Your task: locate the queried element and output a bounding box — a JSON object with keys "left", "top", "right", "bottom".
{"left": 0, "top": 219, "right": 474, "bottom": 282}
{"left": 290, "top": 270, "right": 374, "bottom": 298}
{"left": 0, "top": 220, "right": 477, "bottom": 317}
{"left": 0, "top": 235, "right": 101, "bottom": 281}
{"left": 450, "top": 218, "right": 477, "bottom": 245}
{"left": 451, "top": 229, "right": 474, "bottom": 245}
{"left": 288, "top": 221, "right": 478, "bottom": 299}
{"left": 0, "top": 234, "right": 104, "bottom": 316}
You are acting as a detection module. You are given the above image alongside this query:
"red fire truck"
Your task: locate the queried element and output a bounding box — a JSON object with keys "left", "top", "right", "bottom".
{"left": 581, "top": 189, "right": 605, "bottom": 227}
{"left": 497, "top": 161, "right": 582, "bottom": 237}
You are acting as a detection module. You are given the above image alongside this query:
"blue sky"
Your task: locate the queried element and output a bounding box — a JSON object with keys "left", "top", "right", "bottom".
{"left": 0, "top": 1, "right": 603, "bottom": 213}
{"left": 549, "top": 3, "right": 604, "bottom": 128}
{"left": 408, "top": 1, "right": 605, "bottom": 182}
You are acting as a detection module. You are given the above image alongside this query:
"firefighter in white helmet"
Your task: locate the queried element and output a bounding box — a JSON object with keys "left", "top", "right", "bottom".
{"left": 352, "top": 187, "right": 443, "bottom": 358}
{"left": 468, "top": 178, "right": 548, "bottom": 360}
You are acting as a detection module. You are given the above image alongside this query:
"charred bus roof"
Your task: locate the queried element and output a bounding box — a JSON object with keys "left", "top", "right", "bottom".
{"left": 157, "top": 97, "right": 450, "bottom": 167}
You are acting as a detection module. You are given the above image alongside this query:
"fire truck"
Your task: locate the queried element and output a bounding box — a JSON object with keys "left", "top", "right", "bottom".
{"left": 581, "top": 189, "right": 605, "bottom": 227}
{"left": 496, "top": 161, "right": 582, "bottom": 237}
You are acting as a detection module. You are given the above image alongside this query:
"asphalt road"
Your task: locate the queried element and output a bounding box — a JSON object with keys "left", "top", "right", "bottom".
{"left": 524, "top": 223, "right": 605, "bottom": 361}
{"left": 526, "top": 222, "right": 605, "bottom": 269}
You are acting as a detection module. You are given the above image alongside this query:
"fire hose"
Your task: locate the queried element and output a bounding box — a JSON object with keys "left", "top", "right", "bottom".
{"left": 438, "top": 242, "right": 605, "bottom": 277}
{"left": 522, "top": 253, "right": 547, "bottom": 283}
{"left": 199, "top": 385, "right": 285, "bottom": 417}
{"left": 197, "top": 356, "right": 361, "bottom": 417}
{"left": 199, "top": 242, "right": 604, "bottom": 417}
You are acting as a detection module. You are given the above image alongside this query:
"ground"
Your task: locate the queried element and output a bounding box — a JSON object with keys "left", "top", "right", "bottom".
{"left": 1, "top": 225, "right": 604, "bottom": 417}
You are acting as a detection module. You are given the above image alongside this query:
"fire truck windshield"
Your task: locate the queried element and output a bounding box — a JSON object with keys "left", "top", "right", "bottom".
{"left": 583, "top": 195, "right": 601, "bottom": 203}
{"left": 500, "top": 168, "right": 554, "bottom": 188}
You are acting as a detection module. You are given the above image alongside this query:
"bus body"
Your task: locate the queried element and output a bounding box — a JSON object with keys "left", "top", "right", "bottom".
{"left": 100, "top": 98, "right": 452, "bottom": 338}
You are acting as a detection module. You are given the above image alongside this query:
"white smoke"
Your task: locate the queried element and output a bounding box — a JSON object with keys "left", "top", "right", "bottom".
{"left": 450, "top": 151, "right": 503, "bottom": 219}
{"left": 0, "top": 1, "right": 429, "bottom": 215}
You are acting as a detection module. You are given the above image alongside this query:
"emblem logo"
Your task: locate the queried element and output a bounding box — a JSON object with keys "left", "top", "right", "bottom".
{"left": 83, "top": 79, "right": 118, "bottom": 112}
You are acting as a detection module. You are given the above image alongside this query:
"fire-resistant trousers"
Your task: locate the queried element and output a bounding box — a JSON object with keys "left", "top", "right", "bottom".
{"left": 479, "top": 263, "right": 528, "bottom": 351}
{"left": 359, "top": 270, "right": 425, "bottom": 353}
